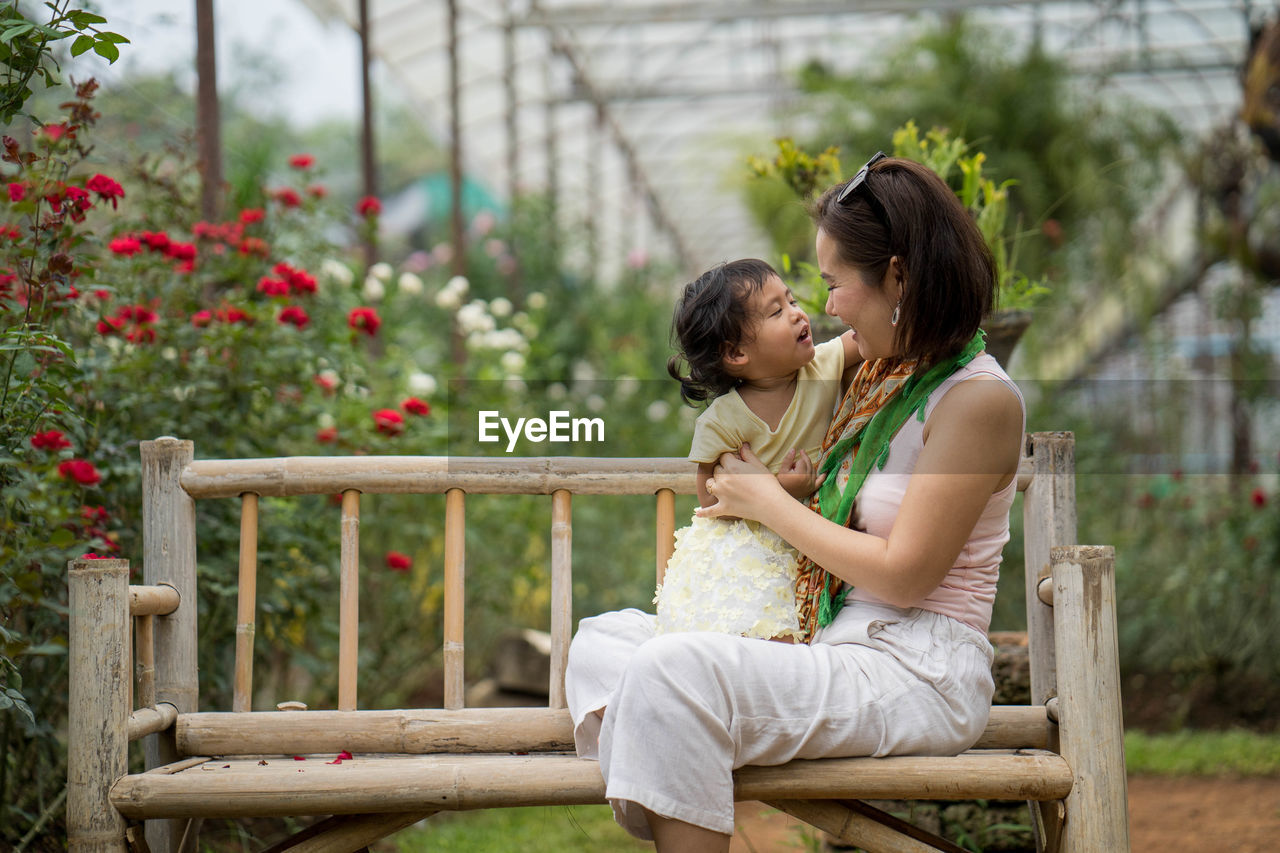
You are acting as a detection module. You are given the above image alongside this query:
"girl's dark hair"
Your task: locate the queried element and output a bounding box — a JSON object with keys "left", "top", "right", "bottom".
{"left": 666, "top": 258, "right": 776, "bottom": 405}
{"left": 812, "top": 157, "right": 995, "bottom": 366}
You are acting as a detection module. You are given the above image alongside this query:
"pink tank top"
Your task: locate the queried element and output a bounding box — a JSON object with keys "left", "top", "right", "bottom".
{"left": 847, "top": 354, "right": 1025, "bottom": 634}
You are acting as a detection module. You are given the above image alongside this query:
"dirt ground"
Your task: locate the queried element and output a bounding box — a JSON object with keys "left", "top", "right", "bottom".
{"left": 729, "top": 775, "right": 1280, "bottom": 852}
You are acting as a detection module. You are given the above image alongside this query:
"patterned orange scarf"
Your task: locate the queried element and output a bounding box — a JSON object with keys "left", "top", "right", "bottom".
{"left": 793, "top": 331, "right": 986, "bottom": 641}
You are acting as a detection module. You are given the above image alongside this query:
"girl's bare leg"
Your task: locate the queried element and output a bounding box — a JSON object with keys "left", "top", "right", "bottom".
{"left": 643, "top": 810, "right": 731, "bottom": 853}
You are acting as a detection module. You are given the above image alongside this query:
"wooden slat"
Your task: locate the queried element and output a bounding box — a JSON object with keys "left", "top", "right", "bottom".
{"left": 766, "top": 799, "right": 951, "bottom": 853}
{"left": 234, "top": 492, "right": 259, "bottom": 713}
{"left": 136, "top": 614, "right": 156, "bottom": 710}
{"left": 1053, "top": 545, "right": 1129, "bottom": 852}
{"left": 1023, "top": 432, "right": 1075, "bottom": 706}
{"left": 129, "top": 584, "right": 181, "bottom": 616}
{"left": 176, "top": 705, "right": 1051, "bottom": 757}
{"left": 338, "top": 490, "right": 360, "bottom": 712}
{"left": 180, "top": 456, "right": 696, "bottom": 498}
{"left": 655, "top": 488, "right": 675, "bottom": 586}
{"left": 548, "top": 490, "right": 572, "bottom": 709}
{"left": 128, "top": 703, "right": 178, "bottom": 742}
{"left": 443, "top": 488, "right": 466, "bottom": 710}
{"left": 110, "top": 751, "right": 1073, "bottom": 820}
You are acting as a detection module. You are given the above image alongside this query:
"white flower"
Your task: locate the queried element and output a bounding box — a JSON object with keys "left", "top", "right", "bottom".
{"left": 503, "top": 376, "right": 527, "bottom": 394}
{"left": 572, "top": 360, "right": 597, "bottom": 383}
{"left": 317, "top": 413, "right": 336, "bottom": 429}
{"left": 616, "top": 376, "right": 639, "bottom": 399}
{"left": 526, "top": 291, "right": 547, "bottom": 310}
{"left": 500, "top": 351, "right": 526, "bottom": 373}
{"left": 362, "top": 275, "right": 386, "bottom": 301}
{"left": 547, "top": 382, "right": 567, "bottom": 401}
{"left": 446, "top": 275, "right": 469, "bottom": 296}
{"left": 646, "top": 400, "right": 671, "bottom": 422}
{"left": 408, "top": 372, "right": 438, "bottom": 396}
{"left": 585, "top": 394, "right": 606, "bottom": 413}
{"left": 398, "top": 272, "right": 424, "bottom": 295}
{"left": 321, "top": 258, "right": 354, "bottom": 287}
{"left": 317, "top": 368, "right": 340, "bottom": 387}
{"left": 369, "top": 262, "right": 393, "bottom": 282}
{"left": 489, "top": 296, "right": 513, "bottom": 317}
{"left": 161, "top": 347, "right": 178, "bottom": 362}
{"left": 435, "top": 286, "right": 463, "bottom": 311}
{"left": 458, "top": 300, "right": 496, "bottom": 334}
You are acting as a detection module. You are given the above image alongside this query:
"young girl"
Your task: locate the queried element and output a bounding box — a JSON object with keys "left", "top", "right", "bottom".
{"left": 657, "top": 258, "right": 858, "bottom": 640}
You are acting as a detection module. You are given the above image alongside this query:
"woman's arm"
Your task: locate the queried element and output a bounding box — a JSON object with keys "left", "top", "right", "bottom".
{"left": 699, "top": 378, "right": 1022, "bottom": 607}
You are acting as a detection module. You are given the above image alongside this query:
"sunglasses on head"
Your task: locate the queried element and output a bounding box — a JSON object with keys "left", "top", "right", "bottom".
{"left": 835, "top": 151, "right": 891, "bottom": 236}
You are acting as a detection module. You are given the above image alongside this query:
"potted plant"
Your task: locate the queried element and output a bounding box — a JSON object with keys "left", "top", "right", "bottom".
{"left": 748, "top": 121, "right": 1048, "bottom": 366}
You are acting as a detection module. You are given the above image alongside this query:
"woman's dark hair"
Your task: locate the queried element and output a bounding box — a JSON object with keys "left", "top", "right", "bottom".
{"left": 666, "top": 258, "right": 776, "bottom": 405}
{"left": 812, "top": 157, "right": 995, "bottom": 366}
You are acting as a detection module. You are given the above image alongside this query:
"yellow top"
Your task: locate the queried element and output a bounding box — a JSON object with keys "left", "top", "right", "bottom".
{"left": 688, "top": 338, "right": 845, "bottom": 472}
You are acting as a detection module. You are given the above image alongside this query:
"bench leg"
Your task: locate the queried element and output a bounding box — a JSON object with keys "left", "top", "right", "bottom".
{"left": 261, "top": 811, "right": 437, "bottom": 853}
{"left": 1052, "top": 546, "right": 1129, "bottom": 852}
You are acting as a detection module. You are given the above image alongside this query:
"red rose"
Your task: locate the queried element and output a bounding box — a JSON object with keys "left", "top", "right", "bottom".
{"left": 40, "top": 123, "right": 69, "bottom": 142}
{"left": 348, "top": 306, "right": 381, "bottom": 336}
{"left": 307, "top": 184, "right": 327, "bottom": 198}
{"left": 256, "top": 276, "right": 290, "bottom": 297}
{"left": 58, "top": 459, "right": 102, "bottom": 486}
{"left": 1251, "top": 487, "right": 1266, "bottom": 509}
{"left": 401, "top": 397, "right": 430, "bottom": 416}
{"left": 85, "top": 174, "right": 125, "bottom": 209}
{"left": 8, "top": 182, "right": 26, "bottom": 202}
{"left": 31, "top": 429, "right": 72, "bottom": 451}
{"left": 165, "top": 241, "right": 196, "bottom": 261}
{"left": 355, "top": 196, "right": 381, "bottom": 217}
{"left": 191, "top": 309, "right": 213, "bottom": 327}
{"left": 109, "top": 236, "right": 143, "bottom": 256}
{"left": 385, "top": 551, "right": 411, "bottom": 572}
{"left": 288, "top": 154, "right": 315, "bottom": 170}
{"left": 314, "top": 372, "right": 338, "bottom": 393}
{"left": 82, "top": 553, "right": 109, "bottom": 560}
{"left": 238, "top": 237, "right": 269, "bottom": 256}
{"left": 140, "top": 231, "right": 171, "bottom": 252}
{"left": 82, "top": 505, "right": 109, "bottom": 523}
{"left": 239, "top": 207, "right": 265, "bottom": 224}
{"left": 373, "top": 408, "right": 404, "bottom": 436}
{"left": 272, "top": 187, "right": 302, "bottom": 208}
{"left": 278, "top": 305, "right": 310, "bottom": 329}
{"left": 316, "top": 426, "right": 338, "bottom": 444}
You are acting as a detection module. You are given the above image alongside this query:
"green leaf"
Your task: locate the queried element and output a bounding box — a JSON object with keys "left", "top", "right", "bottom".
{"left": 0, "top": 22, "right": 34, "bottom": 44}
{"left": 96, "top": 31, "right": 130, "bottom": 45}
{"left": 21, "top": 643, "right": 66, "bottom": 656}
{"left": 49, "top": 527, "right": 75, "bottom": 548}
{"left": 68, "top": 11, "right": 108, "bottom": 28}
{"left": 91, "top": 39, "right": 118, "bottom": 63}
{"left": 70, "top": 33, "right": 93, "bottom": 56}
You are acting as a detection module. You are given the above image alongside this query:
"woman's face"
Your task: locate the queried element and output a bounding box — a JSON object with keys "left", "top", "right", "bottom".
{"left": 816, "top": 227, "right": 901, "bottom": 361}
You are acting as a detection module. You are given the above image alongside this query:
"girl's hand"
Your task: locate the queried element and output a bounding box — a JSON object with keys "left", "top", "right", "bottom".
{"left": 776, "top": 447, "right": 825, "bottom": 500}
{"left": 695, "top": 443, "right": 786, "bottom": 522}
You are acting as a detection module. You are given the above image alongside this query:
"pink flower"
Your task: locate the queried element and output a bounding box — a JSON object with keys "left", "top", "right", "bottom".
{"left": 1251, "top": 487, "right": 1266, "bottom": 509}
{"left": 348, "top": 307, "right": 381, "bottom": 336}
{"left": 278, "top": 305, "right": 310, "bottom": 329}
{"left": 356, "top": 196, "right": 381, "bottom": 217}
{"left": 86, "top": 174, "right": 125, "bottom": 209}
{"left": 256, "top": 276, "right": 290, "bottom": 297}
{"left": 216, "top": 306, "right": 253, "bottom": 325}
{"left": 58, "top": 459, "right": 102, "bottom": 486}
{"left": 386, "top": 551, "right": 411, "bottom": 572}
{"left": 8, "top": 182, "right": 26, "bottom": 202}
{"left": 109, "top": 236, "right": 142, "bottom": 256}
{"left": 239, "top": 208, "right": 265, "bottom": 224}
{"left": 373, "top": 408, "right": 404, "bottom": 436}
{"left": 307, "top": 184, "right": 327, "bottom": 198}
{"left": 30, "top": 430, "right": 72, "bottom": 451}
{"left": 82, "top": 552, "right": 109, "bottom": 560}
{"left": 313, "top": 373, "right": 338, "bottom": 394}
{"left": 191, "top": 309, "right": 213, "bottom": 327}
{"left": 316, "top": 426, "right": 338, "bottom": 444}
{"left": 39, "top": 123, "right": 69, "bottom": 142}
{"left": 401, "top": 397, "right": 430, "bottom": 416}
{"left": 288, "top": 154, "right": 315, "bottom": 170}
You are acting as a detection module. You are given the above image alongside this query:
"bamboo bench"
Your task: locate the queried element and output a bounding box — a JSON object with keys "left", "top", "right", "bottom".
{"left": 67, "top": 432, "right": 1128, "bottom": 853}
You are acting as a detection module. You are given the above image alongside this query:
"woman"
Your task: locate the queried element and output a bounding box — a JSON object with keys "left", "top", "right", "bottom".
{"left": 565, "top": 153, "right": 1025, "bottom": 852}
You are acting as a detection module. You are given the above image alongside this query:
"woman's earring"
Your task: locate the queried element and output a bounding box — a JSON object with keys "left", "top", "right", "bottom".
{"left": 890, "top": 300, "right": 901, "bottom": 327}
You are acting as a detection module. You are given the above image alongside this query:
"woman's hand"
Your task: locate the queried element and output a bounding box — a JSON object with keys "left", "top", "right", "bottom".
{"left": 695, "top": 443, "right": 787, "bottom": 522}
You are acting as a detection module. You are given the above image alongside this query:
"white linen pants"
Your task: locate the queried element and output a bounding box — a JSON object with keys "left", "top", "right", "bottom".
{"left": 564, "top": 601, "right": 995, "bottom": 839}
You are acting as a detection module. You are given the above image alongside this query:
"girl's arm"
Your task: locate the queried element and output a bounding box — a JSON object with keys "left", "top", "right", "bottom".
{"left": 838, "top": 329, "right": 862, "bottom": 394}
{"left": 698, "top": 378, "right": 1022, "bottom": 606}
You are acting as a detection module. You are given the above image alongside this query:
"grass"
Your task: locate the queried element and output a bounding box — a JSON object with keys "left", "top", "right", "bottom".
{"left": 1124, "top": 729, "right": 1280, "bottom": 776}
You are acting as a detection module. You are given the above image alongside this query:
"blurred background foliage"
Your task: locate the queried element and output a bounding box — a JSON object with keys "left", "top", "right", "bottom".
{"left": 3, "top": 5, "right": 1280, "bottom": 850}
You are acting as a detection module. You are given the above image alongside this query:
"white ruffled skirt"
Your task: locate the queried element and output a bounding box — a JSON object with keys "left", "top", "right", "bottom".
{"left": 653, "top": 514, "right": 801, "bottom": 640}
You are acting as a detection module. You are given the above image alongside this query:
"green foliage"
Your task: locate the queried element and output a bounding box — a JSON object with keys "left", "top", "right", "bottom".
{"left": 389, "top": 805, "right": 650, "bottom": 851}
{"left": 1125, "top": 729, "right": 1280, "bottom": 776}
{"left": 0, "top": 1, "right": 127, "bottom": 123}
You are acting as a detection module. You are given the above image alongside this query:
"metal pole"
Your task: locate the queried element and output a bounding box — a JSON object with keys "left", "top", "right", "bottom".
{"left": 359, "top": 0, "right": 378, "bottom": 268}
{"left": 194, "top": 0, "right": 222, "bottom": 223}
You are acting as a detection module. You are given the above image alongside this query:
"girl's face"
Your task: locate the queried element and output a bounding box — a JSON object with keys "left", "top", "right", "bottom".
{"left": 728, "top": 274, "right": 814, "bottom": 379}
{"left": 817, "top": 228, "right": 901, "bottom": 361}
